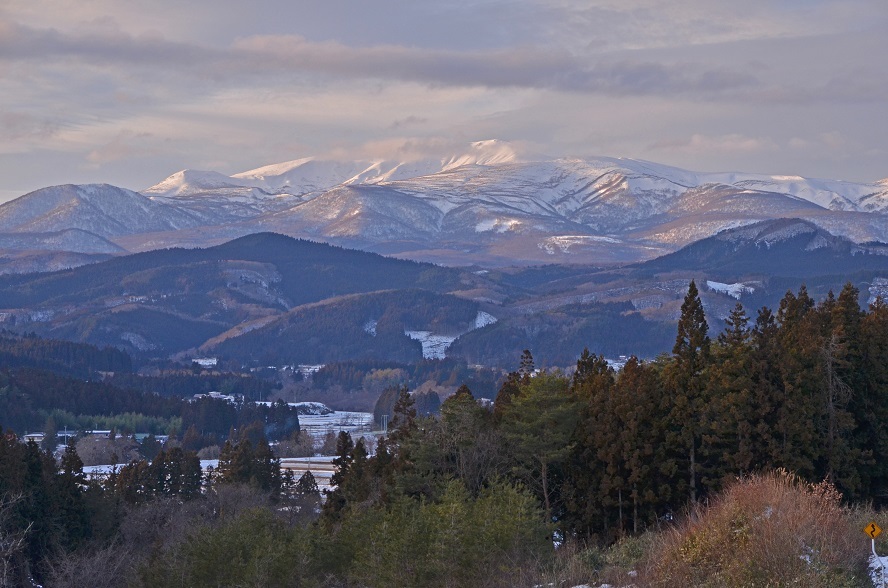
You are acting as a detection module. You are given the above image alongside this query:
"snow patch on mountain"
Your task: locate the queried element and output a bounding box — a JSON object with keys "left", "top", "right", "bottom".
{"left": 406, "top": 311, "right": 497, "bottom": 359}
{"left": 475, "top": 218, "right": 521, "bottom": 233}
{"left": 143, "top": 169, "right": 253, "bottom": 197}
{"left": 706, "top": 281, "right": 755, "bottom": 299}
{"left": 405, "top": 331, "right": 457, "bottom": 360}
{"left": 363, "top": 319, "right": 378, "bottom": 336}
{"left": 441, "top": 139, "right": 522, "bottom": 171}
{"left": 473, "top": 311, "right": 497, "bottom": 329}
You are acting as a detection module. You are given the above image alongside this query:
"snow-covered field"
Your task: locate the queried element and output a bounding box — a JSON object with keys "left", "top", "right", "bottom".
{"left": 280, "top": 456, "right": 337, "bottom": 492}
{"left": 405, "top": 310, "right": 498, "bottom": 360}
{"left": 404, "top": 330, "right": 457, "bottom": 360}
{"left": 298, "top": 410, "right": 375, "bottom": 439}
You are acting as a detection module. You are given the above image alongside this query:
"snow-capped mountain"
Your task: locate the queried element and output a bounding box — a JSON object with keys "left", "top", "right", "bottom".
{"left": 0, "top": 184, "right": 201, "bottom": 238}
{"left": 1, "top": 141, "right": 886, "bottom": 267}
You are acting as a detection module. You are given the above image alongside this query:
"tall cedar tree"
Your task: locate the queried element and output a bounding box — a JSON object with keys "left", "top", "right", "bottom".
{"left": 664, "top": 280, "right": 710, "bottom": 503}
{"left": 666, "top": 280, "right": 709, "bottom": 502}
{"left": 493, "top": 349, "right": 534, "bottom": 419}
{"left": 701, "top": 303, "right": 756, "bottom": 488}
{"left": 774, "top": 286, "right": 821, "bottom": 478}
{"left": 564, "top": 349, "right": 617, "bottom": 539}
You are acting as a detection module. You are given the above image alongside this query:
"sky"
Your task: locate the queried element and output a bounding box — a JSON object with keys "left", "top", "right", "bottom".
{"left": 1, "top": 0, "right": 886, "bottom": 202}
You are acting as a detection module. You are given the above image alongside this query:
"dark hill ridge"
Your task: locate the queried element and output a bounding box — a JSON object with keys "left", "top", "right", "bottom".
{"left": 632, "top": 218, "right": 888, "bottom": 279}
{"left": 205, "top": 289, "right": 482, "bottom": 365}
{"left": 0, "top": 233, "right": 466, "bottom": 308}
{"left": 0, "top": 233, "right": 476, "bottom": 357}
{"left": 4, "top": 225, "right": 888, "bottom": 367}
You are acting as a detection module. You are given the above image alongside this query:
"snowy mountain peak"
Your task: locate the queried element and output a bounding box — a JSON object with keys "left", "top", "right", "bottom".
{"left": 0, "top": 183, "right": 200, "bottom": 238}
{"left": 441, "top": 139, "right": 523, "bottom": 171}
{"left": 143, "top": 170, "right": 251, "bottom": 197}
{"left": 231, "top": 157, "right": 316, "bottom": 181}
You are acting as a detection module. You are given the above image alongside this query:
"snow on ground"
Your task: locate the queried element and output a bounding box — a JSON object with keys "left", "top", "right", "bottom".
{"left": 871, "top": 553, "right": 888, "bottom": 587}
{"left": 82, "top": 463, "right": 131, "bottom": 477}
{"left": 474, "top": 310, "right": 497, "bottom": 329}
{"left": 706, "top": 280, "right": 754, "bottom": 299}
{"left": 406, "top": 311, "right": 497, "bottom": 360}
{"left": 363, "top": 319, "right": 377, "bottom": 336}
{"left": 298, "top": 411, "right": 374, "bottom": 440}
{"left": 280, "top": 456, "right": 337, "bottom": 492}
{"left": 405, "top": 330, "right": 458, "bottom": 360}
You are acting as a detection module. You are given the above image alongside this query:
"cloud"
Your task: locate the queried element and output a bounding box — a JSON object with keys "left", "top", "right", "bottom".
{"left": 0, "top": 17, "right": 761, "bottom": 98}
{"left": 388, "top": 116, "right": 429, "bottom": 130}
{"left": 0, "top": 112, "right": 61, "bottom": 141}
{"left": 650, "top": 133, "right": 779, "bottom": 155}
{"left": 1, "top": 0, "right": 886, "bottom": 193}
{"left": 86, "top": 130, "right": 157, "bottom": 165}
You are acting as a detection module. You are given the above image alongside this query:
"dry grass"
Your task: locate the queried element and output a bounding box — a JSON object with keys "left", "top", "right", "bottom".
{"left": 639, "top": 470, "right": 869, "bottom": 587}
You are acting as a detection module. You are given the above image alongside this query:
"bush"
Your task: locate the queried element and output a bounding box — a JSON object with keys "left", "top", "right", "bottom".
{"left": 640, "top": 470, "right": 868, "bottom": 587}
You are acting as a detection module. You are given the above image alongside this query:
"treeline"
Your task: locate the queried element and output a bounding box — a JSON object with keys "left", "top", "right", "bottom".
{"left": 311, "top": 357, "right": 499, "bottom": 399}
{"left": 0, "top": 368, "right": 300, "bottom": 444}
{"left": 0, "top": 331, "right": 132, "bottom": 378}
{"left": 326, "top": 280, "right": 888, "bottom": 547}
{"left": 0, "top": 427, "right": 315, "bottom": 586}
{"left": 108, "top": 371, "right": 279, "bottom": 400}
{"left": 448, "top": 300, "right": 675, "bottom": 367}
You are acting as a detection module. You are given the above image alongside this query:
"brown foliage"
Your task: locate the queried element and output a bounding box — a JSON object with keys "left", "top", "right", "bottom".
{"left": 639, "top": 470, "right": 867, "bottom": 587}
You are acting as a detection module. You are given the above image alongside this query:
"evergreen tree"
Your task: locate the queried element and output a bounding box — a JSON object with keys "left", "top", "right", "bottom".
{"left": 663, "top": 280, "right": 711, "bottom": 503}
{"left": 499, "top": 371, "right": 577, "bottom": 522}
{"left": 438, "top": 384, "right": 501, "bottom": 495}
{"left": 773, "top": 286, "right": 822, "bottom": 479}
{"left": 322, "top": 432, "right": 355, "bottom": 522}
{"left": 563, "top": 349, "right": 617, "bottom": 539}
{"left": 55, "top": 443, "right": 89, "bottom": 549}
{"left": 702, "top": 302, "right": 756, "bottom": 488}
{"left": 41, "top": 416, "right": 59, "bottom": 453}
{"left": 859, "top": 296, "right": 888, "bottom": 501}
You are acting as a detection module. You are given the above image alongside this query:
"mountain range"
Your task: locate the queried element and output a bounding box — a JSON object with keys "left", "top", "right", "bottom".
{"left": 2, "top": 140, "right": 887, "bottom": 270}
{"left": 2, "top": 222, "right": 888, "bottom": 367}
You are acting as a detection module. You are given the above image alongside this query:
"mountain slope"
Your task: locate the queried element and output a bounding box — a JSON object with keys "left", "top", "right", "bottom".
{"left": 0, "top": 233, "right": 477, "bottom": 357}
{"left": 633, "top": 218, "right": 888, "bottom": 279}
{"left": 0, "top": 184, "right": 201, "bottom": 237}
{"left": 2, "top": 142, "right": 887, "bottom": 268}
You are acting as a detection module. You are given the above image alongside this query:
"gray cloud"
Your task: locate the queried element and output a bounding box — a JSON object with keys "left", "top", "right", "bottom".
{"left": 0, "top": 0, "right": 886, "bottom": 199}
{"left": 0, "top": 17, "right": 764, "bottom": 98}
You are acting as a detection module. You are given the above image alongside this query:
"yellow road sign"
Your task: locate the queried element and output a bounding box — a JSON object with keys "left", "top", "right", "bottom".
{"left": 866, "top": 522, "right": 882, "bottom": 539}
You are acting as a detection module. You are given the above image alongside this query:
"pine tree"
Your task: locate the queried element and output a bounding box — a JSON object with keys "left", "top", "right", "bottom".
{"left": 41, "top": 416, "right": 59, "bottom": 453}
{"left": 439, "top": 384, "right": 500, "bottom": 494}
{"left": 701, "top": 302, "right": 756, "bottom": 489}
{"left": 773, "top": 286, "right": 822, "bottom": 479}
{"left": 859, "top": 296, "right": 888, "bottom": 500}
{"left": 664, "top": 280, "right": 710, "bottom": 504}
{"left": 499, "top": 371, "right": 577, "bottom": 522}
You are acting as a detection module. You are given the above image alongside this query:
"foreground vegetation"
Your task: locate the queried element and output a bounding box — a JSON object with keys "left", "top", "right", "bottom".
{"left": 3, "top": 279, "right": 888, "bottom": 586}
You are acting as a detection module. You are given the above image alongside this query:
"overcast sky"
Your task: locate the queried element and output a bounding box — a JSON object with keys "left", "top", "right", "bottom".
{"left": 1, "top": 0, "right": 886, "bottom": 202}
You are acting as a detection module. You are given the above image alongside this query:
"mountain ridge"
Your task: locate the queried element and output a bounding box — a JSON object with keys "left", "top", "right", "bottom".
{"left": 1, "top": 142, "right": 886, "bottom": 268}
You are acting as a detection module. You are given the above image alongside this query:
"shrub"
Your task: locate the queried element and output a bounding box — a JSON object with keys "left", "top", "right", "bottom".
{"left": 640, "top": 470, "right": 868, "bottom": 587}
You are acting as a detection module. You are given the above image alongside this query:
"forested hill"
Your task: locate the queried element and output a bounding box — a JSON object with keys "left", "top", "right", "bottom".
{"left": 631, "top": 218, "right": 888, "bottom": 279}
{"left": 0, "top": 233, "right": 479, "bottom": 358}
{"left": 0, "top": 232, "right": 466, "bottom": 309}
{"left": 0, "top": 331, "right": 132, "bottom": 377}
